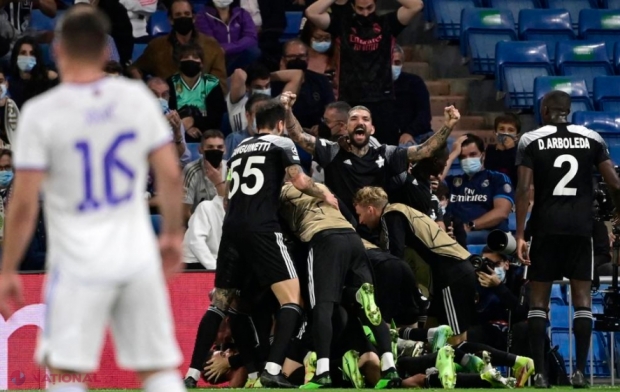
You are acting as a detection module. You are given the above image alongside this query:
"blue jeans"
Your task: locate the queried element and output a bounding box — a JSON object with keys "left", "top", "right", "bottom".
{"left": 226, "top": 46, "right": 262, "bottom": 75}
{"left": 466, "top": 229, "right": 492, "bottom": 245}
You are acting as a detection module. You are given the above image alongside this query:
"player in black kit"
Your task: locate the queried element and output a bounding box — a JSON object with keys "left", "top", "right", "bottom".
{"left": 515, "top": 91, "right": 620, "bottom": 388}
{"left": 188, "top": 99, "right": 339, "bottom": 389}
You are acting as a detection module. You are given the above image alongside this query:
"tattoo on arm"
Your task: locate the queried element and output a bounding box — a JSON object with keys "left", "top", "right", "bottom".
{"left": 211, "top": 288, "right": 236, "bottom": 310}
{"left": 286, "top": 164, "right": 327, "bottom": 199}
{"left": 285, "top": 109, "right": 316, "bottom": 154}
{"left": 407, "top": 125, "right": 452, "bottom": 162}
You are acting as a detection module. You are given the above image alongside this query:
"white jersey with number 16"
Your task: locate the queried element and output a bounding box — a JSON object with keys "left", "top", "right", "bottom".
{"left": 13, "top": 78, "right": 171, "bottom": 283}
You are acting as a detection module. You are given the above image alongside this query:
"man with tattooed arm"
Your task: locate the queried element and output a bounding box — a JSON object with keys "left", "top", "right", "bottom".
{"left": 280, "top": 90, "right": 461, "bottom": 221}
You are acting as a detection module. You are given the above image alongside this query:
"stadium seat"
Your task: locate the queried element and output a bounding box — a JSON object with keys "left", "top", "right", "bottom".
{"left": 519, "top": 9, "right": 575, "bottom": 62}
{"left": 460, "top": 8, "right": 517, "bottom": 74}
{"left": 533, "top": 76, "right": 593, "bottom": 124}
{"left": 555, "top": 41, "right": 613, "bottom": 95}
{"left": 601, "top": 0, "right": 620, "bottom": 8}
{"left": 495, "top": 41, "right": 554, "bottom": 108}
{"left": 30, "top": 9, "right": 61, "bottom": 32}
{"left": 467, "top": 244, "right": 485, "bottom": 255}
{"left": 550, "top": 284, "right": 566, "bottom": 305}
{"left": 488, "top": 0, "right": 543, "bottom": 29}
{"left": 572, "top": 111, "right": 620, "bottom": 133}
{"left": 579, "top": 9, "right": 620, "bottom": 60}
{"left": 431, "top": 0, "right": 478, "bottom": 40}
{"left": 550, "top": 304, "right": 570, "bottom": 328}
{"left": 186, "top": 143, "right": 201, "bottom": 161}
{"left": 132, "top": 43, "right": 147, "bottom": 63}
{"left": 150, "top": 215, "right": 162, "bottom": 235}
{"left": 148, "top": 11, "right": 171, "bottom": 37}
{"left": 615, "top": 42, "right": 620, "bottom": 74}
{"left": 593, "top": 76, "right": 620, "bottom": 111}
{"left": 280, "top": 11, "right": 303, "bottom": 42}
{"left": 546, "top": 0, "right": 599, "bottom": 30}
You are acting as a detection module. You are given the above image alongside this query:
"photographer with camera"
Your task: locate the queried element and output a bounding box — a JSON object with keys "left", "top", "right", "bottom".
{"left": 515, "top": 91, "right": 620, "bottom": 388}
{"left": 468, "top": 247, "right": 528, "bottom": 349}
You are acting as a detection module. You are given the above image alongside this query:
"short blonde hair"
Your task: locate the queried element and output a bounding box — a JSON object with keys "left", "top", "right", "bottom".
{"left": 353, "top": 186, "right": 388, "bottom": 207}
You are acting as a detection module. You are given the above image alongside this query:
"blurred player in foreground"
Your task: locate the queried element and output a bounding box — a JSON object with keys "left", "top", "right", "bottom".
{"left": 0, "top": 6, "right": 187, "bottom": 392}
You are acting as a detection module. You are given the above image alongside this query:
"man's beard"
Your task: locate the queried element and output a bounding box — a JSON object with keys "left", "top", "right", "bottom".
{"left": 349, "top": 125, "right": 370, "bottom": 148}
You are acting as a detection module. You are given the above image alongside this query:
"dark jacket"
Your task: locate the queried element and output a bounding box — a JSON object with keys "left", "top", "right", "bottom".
{"left": 394, "top": 71, "right": 433, "bottom": 137}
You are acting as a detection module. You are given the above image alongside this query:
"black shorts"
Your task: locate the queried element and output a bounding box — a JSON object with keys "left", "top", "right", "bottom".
{"left": 428, "top": 272, "right": 476, "bottom": 335}
{"left": 215, "top": 229, "right": 298, "bottom": 289}
{"left": 307, "top": 229, "right": 373, "bottom": 308}
{"left": 527, "top": 234, "right": 593, "bottom": 282}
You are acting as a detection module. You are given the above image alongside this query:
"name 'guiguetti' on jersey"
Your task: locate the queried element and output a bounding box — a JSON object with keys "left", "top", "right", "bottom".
{"left": 224, "top": 134, "right": 301, "bottom": 232}
{"left": 516, "top": 123, "right": 610, "bottom": 237}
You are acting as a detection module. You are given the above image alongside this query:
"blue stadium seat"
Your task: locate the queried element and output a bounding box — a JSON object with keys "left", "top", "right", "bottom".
{"left": 151, "top": 215, "right": 162, "bottom": 235}
{"left": 495, "top": 41, "right": 554, "bottom": 108}
{"left": 186, "top": 143, "right": 201, "bottom": 161}
{"left": 590, "top": 331, "right": 611, "bottom": 377}
{"left": 30, "top": 9, "right": 62, "bottom": 32}
{"left": 579, "top": 9, "right": 620, "bottom": 60}
{"left": 550, "top": 304, "right": 570, "bottom": 328}
{"left": 519, "top": 9, "right": 575, "bottom": 62}
{"left": 280, "top": 11, "right": 303, "bottom": 42}
{"left": 615, "top": 42, "right": 620, "bottom": 73}
{"left": 148, "top": 11, "right": 171, "bottom": 37}
{"left": 555, "top": 41, "right": 613, "bottom": 95}
{"left": 460, "top": 8, "right": 517, "bottom": 74}
{"left": 533, "top": 76, "right": 593, "bottom": 124}
{"left": 546, "top": 0, "right": 599, "bottom": 30}
{"left": 132, "top": 43, "right": 147, "bottom": 63}
{"left": 572, "top": 111, "right": 620, "bottom": 133}
{"left": 488, "top": 0, "right": 543, "bottom": 29}
{"left": 601, "top": 0, "right": 620, "bottom": 9}
{"left": 593, "top": 76, "right": 620, "bottom": 111}
{"left": 551, "top": 284, "right": 566, "bottom": 305}
{"left": 431, "top": 0, "right": 478, "bottom": 40}
{"left": 467, "top": 244, "right": 485, "bottom": 255}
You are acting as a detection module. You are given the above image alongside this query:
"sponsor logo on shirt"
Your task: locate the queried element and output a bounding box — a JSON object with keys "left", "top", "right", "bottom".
{"left": 450, "top": 187, "right": 488, "bottom": 203}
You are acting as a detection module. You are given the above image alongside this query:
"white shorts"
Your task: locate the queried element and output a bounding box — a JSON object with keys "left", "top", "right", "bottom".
{"left": 35, "top": 266, "right": 182, "bottom": 373}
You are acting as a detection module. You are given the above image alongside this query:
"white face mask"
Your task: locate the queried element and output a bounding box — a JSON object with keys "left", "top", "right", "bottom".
{"left": 252, "top": 88, "right": 271, "bottom": 97}
{"left": 213, "top": 0, "right": 233, "bottom": 8}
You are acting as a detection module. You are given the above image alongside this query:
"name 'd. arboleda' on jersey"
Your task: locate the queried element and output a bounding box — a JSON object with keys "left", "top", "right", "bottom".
{"left": 537, "top": 136, "right": 591, "bottom": 150}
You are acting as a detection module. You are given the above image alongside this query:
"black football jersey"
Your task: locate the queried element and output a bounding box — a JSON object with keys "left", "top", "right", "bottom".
{"left": 224, "top": 134, "right": 301, "bottom": 232}
{"left": 314, "top": 138, "right": 409, "bottom": 216}
{"left": 516, "top": 124, "right": 610, "bottom": 237}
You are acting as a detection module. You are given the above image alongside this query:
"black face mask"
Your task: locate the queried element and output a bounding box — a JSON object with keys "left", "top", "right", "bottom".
{"left": 204, "top": 149, "right": 224, "bottom": 168}
{"left": 180, "top": 60, "right": 202, "bottom": 77}
{"left": 286, "top": 58, "right": 308, "bottom": 71}
{"left": 173, "top": 17, "right": 194, "bottom": 35}
{"left": 353, "top": 12, "right": 378, "bottom": 27}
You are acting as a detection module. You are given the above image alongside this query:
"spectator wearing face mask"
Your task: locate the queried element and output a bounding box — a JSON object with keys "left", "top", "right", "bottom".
{"left": 224, "top": 92, "right": 270, "bottom": 160}
{"left": 147, "top": 76, "right": 191, "bottom": 167}
{"left": 226, "top": 62, "right": 303, "bottom": 133}
{"left": 196, "top": 0, "right": 260, "bottom": 75}
{"left": 129, "top": 0, "right": 227, "bottom": 88}
{"left": 392, "top": 44, "right": 432, "bottom": 147}
{"left": 167, "top": 43, "right": 226, "bottom": 143}
{"left": 0, "top": 67, "right": 18, "bottom": 149}
{"left": 299, "top": 19, "right": 335, "bottom": 81}
{"left": 442, "top": 134, "right": 514, "bottom": 245}
{"left": 0, "top": 149, "right": 13, "bottom": 242}
{"left": 272, "top": 38, "right": 334, "bottom": 128}
{"left": 8, "top": 36, "right": 58, "bottom": 108}
{"left": 484, "top": 113, "right": 520, "bottom": 188}
{"left": 305, "top": 0, "right": 424, "bottom": 145}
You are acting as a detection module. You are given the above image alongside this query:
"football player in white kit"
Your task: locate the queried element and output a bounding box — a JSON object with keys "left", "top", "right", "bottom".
{"left": 0, "top": 6, "right": 187, "bottom": 392}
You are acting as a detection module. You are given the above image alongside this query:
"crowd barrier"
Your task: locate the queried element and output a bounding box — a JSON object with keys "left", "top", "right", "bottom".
{"left": 1, "top": 271, "right": 215, "bottom": 390}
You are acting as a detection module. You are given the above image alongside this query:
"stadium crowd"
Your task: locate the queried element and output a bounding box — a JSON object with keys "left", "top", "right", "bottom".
{"left": 1, "top": 0, "right": 614, "bottom": 390}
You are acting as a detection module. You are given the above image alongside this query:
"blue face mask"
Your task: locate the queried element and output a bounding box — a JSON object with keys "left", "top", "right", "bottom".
{"left": 311, "top": 40, "right": 331, "bottom": 53}
{"left": 461, "top": 157, "right": 482, "bottom": 176}
{"left": 253, "top": 88, "right": 271, "bottom": 97}
{"left": 0, "top": 170, "right": 13, "bottom": 187}
{"left": 494, "top": 267, "right": 506, "bottom": 283}
{"left": 17, "top": 55, "right": 36, "bottom": 72}
{"left": 496, "top": 133, "right": 516, "bottom": 147}
{"left": 392, "top": 65, "right": 402, "bottom": 81}
{"left": 159, "top": 97, "right": 170, "bottom": 114}
{"left": 0, "top": 83, "right": 7, "bottom": 99}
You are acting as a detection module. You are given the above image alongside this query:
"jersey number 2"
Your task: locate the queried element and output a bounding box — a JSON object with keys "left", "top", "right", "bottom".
{"left": 229, "top": 156, "right": 265, "bottom": 197}
{"left": 75, "top": 132, "right": 136, "bottom": 211}
{"left": 553, "top": 154, "right": 578, "bottom": 196}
